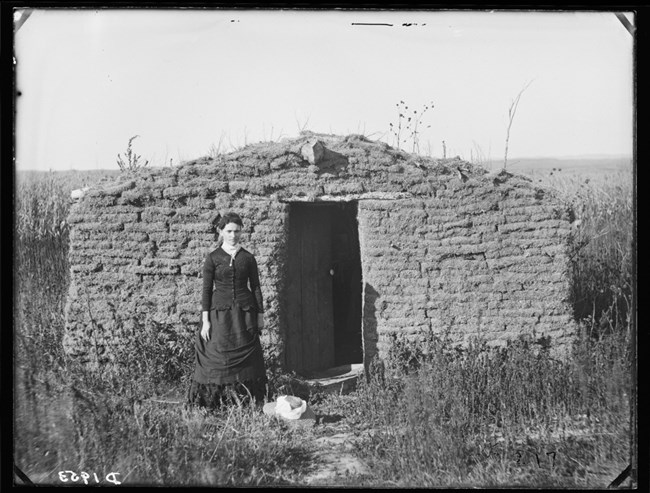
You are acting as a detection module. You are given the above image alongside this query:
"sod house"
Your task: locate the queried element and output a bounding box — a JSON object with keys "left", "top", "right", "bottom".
{"left": 64, "top": 132, "right": 577, "bottom": 374}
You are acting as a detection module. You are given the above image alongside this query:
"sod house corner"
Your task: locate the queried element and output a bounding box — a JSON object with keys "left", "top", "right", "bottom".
{"left": 63, "top": 132, "right": 579, "bottom": 375}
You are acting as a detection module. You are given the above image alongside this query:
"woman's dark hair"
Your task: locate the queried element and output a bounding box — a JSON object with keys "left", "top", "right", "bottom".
{"left": 212, "top": 212, "right": 244, "bottom": 241}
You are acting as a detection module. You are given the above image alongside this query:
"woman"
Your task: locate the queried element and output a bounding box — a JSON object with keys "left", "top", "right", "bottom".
{"left": 188, "top": 212, "right": 267, "bottom": 408}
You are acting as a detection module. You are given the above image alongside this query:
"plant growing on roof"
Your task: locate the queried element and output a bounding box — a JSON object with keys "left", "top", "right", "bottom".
{"left": 389, "top": 100, "right": 434, "bottom": 154}
{"left": 116, "top": 135, "right": 149, "bottom": 172}
{"left": 503, "top": 80, "right": 533, "bottom": 170}
{"left": 207, "top": 131, "right": 228, "bottom": 159}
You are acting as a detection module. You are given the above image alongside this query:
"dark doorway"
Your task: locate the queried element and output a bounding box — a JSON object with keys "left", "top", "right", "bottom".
{"left": 285, "top": 202, "right": 363, "bottom": 374}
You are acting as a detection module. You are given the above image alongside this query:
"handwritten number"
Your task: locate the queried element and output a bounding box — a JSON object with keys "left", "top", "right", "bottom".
{"left": 105, "top": 472, "right": 122, "bottom": 485}
{"left": 58, "top": 471, "right": 122, "bottom": 485}
{"left": 512, "top": 450, "right": 558, "bottom": 469}
{"left": 546, "top": 451, "right": 556, "bottom": 469}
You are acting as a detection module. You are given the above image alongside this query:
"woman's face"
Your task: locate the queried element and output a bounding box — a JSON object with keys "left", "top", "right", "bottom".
{"left": 220, "top": 222, "right": 242, "bottom": 246}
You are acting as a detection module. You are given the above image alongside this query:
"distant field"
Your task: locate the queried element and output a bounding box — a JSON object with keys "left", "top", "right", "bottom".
{"left": 487, "top": 156, "right": 633, "bottom": 178}
{"left": 16, "top": 168, "right": 122, "bottom": 194}
{"left": 16, "top": 155, "right": 634, "bottom": 186}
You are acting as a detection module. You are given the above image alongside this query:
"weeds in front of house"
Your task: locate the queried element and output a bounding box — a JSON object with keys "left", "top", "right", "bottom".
{"left": 15, "top": 295, "right": 313, "bottom": 486}
{"left": 340, "top": 328, "right": 630, "bottom": 487}
{"left": 15, "top": 365, "right": 314, "bottom": 486}
{"left": 15, "top": 166, "right": 633, "bottom": 487}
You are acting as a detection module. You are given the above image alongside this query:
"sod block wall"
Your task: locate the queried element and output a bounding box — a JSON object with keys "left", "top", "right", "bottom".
{"left": 63, "top": 133, "right": 576, "bottom": 369}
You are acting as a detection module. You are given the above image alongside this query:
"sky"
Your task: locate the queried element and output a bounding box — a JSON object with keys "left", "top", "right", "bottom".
{"left": 14, "top": 9, "right": 635, "bottom": 172}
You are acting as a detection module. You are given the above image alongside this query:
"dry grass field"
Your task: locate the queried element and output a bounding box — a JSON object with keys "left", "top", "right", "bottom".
{"left": 13, "top": 156, "right": 634, "bottom": 487}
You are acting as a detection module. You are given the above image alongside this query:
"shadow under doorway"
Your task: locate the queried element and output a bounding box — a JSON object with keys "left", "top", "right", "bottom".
{"left": 284, "top": 201, "right": 363, "bottom": 376}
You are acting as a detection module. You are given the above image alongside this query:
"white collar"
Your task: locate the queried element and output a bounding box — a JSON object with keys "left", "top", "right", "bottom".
{"left": 221, "top": 244, "right": 242, "bottom": 256}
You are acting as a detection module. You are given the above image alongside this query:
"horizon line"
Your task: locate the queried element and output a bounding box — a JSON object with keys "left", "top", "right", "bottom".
{"left": 16, "top": 153, "right": 634, "bottom": 173}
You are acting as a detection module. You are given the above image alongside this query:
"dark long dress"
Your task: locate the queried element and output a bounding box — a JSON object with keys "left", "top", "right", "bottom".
{"left": 188, "top": 246, "right": 267, "bottom": 407}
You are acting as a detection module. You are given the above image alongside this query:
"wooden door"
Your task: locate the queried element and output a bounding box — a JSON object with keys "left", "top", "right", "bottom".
{"left": 331, "top": 203, "right": 363, "bottom": 366}
{"left": 286, "top": 205, "right": 335, "bottom": 373}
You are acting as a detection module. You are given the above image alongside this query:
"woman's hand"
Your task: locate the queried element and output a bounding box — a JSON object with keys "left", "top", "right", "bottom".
{"left": 257, "top": 313, "right": 265, "bottom": 331}
{"left": 201, "top": 320, "right": 211, "bottom": 342}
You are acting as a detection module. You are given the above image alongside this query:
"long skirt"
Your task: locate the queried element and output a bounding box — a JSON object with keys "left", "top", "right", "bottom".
{"left": 188, "top": 305, "right": 267, "bottom": 408}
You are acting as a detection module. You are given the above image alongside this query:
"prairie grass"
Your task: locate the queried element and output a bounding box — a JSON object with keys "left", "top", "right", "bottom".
{"left": 14, "top": 165, "right": 634, "bottom": 487}
{"left": 538, "top": 170, "right": 634, "bottom": 334}
{"left": 335, "top": 329, "right": 631, "bottom": 487}
{"left": 15, "top": 371, "right": 314, "bottom": 486}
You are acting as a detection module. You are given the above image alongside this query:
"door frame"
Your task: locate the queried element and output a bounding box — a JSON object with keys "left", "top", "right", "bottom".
{"left": 283, "top": 201, "right": 363, "bottom": 374}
